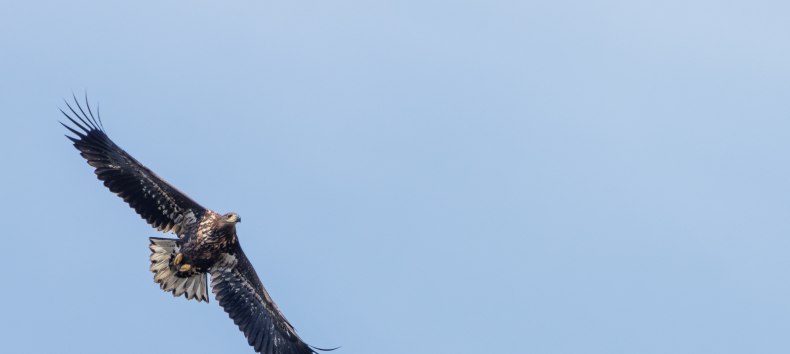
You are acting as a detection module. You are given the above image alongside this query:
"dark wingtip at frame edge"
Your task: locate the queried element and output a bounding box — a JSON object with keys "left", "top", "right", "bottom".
{"left": 311, "top": 345, "right": 341, "bottom": 352}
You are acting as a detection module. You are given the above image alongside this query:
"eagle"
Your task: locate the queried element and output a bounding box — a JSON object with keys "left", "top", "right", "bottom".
{"left": 61, "top": 96, "right": 333, "bottom": 354}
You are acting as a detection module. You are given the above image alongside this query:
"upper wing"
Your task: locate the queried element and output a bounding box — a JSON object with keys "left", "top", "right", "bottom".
{"left": 61, "top": 96, "right": 205, "bottom": 236}
{"left": 210, "top": 246, "right": 325, "bottom": 354}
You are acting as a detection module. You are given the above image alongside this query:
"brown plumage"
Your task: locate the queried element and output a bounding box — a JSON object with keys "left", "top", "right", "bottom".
{"left": 62, "top": 96, "right": 334, "bottom": 354}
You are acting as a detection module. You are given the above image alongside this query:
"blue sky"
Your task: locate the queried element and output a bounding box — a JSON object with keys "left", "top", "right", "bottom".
{"left": 2, "top": 1, "right": 790, "bottom": 353}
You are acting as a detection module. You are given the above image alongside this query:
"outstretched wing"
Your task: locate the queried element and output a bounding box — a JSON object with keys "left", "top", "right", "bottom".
{"left": 211, "top": 247, "right": 326, "bottom": 354}
{"left": 61, "top": 96, "right": 205, "bottom": 236}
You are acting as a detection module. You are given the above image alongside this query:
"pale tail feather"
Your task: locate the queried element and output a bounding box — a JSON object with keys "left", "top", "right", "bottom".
{"left": 149, "top": 238, "right": 209, "bottom": 303}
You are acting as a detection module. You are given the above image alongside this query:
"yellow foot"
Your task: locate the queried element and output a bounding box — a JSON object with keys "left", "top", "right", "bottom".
{"left": 179, "top": 264, "right": 192, "bottom": 272}
{"left": 173, "top": 253, "right": 183, "bottom": 265}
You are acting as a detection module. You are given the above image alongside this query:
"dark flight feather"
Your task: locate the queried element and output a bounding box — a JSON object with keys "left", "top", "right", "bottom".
{"left": 211, "top": 248, "right": 333, "bottom": 354}
{"left": 61, "top": 97, "right": 205, "bottom": 236}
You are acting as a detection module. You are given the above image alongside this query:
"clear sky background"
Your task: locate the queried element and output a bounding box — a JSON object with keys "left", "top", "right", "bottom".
{"left": 1, "top": 1, "right": 790, "bottom": 353}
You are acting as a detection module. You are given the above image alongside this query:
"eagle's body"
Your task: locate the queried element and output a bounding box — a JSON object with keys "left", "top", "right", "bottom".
{"left": 61, "top": 97, "right": 330, "bottom": 354}
{"left": 180, "top": 210, "right": 238, "bottom": 272}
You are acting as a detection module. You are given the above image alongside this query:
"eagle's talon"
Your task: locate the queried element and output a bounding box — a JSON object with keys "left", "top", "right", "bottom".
{"left": 179, "top": 264, "right": 192, "bottom": 272}
{"left": 174, "top": 253, "right": 183, "bottom": 265}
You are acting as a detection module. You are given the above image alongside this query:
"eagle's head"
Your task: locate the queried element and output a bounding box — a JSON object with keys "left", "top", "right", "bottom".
{"left": 224, "top": 212, "right": 241, "bottom": 224}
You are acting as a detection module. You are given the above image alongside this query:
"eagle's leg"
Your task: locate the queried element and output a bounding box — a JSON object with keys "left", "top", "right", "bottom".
{"left": 172, "top": 252, "right": 193, "bottom": 272}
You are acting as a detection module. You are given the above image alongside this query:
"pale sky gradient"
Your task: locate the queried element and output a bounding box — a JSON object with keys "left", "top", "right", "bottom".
{"left": 2, "top": 1, "right": 790, "bottom": 353}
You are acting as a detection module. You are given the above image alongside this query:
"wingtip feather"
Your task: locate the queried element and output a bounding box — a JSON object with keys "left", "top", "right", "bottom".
{"left": 310, "top": 345, "right": 342, "bottom": 352}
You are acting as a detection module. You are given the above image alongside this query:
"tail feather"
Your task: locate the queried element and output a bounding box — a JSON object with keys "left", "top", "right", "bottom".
{"left": 149, "top": 238, "right": 209, "bottom": 302}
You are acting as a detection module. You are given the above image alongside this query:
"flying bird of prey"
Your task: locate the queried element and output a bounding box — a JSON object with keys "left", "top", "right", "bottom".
{"left": 61, "top": 97, "right": 333, "bottom": 354}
